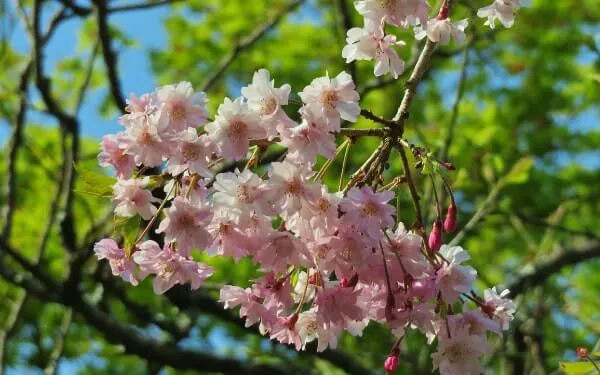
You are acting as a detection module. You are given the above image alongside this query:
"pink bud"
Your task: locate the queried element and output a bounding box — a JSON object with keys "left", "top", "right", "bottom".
{"left": 340, "top": 273, "right": 359, "bottom": 288}
{"left": 279, "top": 312, "right": 298, "bottom": 329}
{"left": 384, "top": 348, "right": 400, "bottom": 373}
{"left": 443, "top": 203, "right": 457, "bottom": 233}
{"left": 428, "top": 219, "right": 442, "bottom": 252}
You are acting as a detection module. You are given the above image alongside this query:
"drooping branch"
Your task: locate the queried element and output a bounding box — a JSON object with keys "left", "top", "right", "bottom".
{"left": 200, "top": 0, "right": 305, "bottom": 92}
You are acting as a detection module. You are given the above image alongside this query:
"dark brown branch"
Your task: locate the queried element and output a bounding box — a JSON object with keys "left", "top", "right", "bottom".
{"left": 507, "top": 243, "right": 600, "bottom": 297}
{"left": 93, "top": 0, "right": 126, "bottom": 113}
{"left": 200, "top": 0, "right": 305, "bottom": 92}
{"left": 108, "top": 0, "right": 185, "bottom": 13}
{"left": 336, "top": 0, "right": 357, "bottom": 82}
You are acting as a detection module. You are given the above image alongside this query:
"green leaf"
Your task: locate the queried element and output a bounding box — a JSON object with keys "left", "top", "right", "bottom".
{"left": 74, "top": 165, "right": 116, "bottom": 197}
{"left": 559, "top": 361, "right": 597, "bottom": 375}
{"left": 113, "top": 215, "right": 141, "bottom": 256}
{"left": 501, "top": 156, "right": 534, "bottom": 186}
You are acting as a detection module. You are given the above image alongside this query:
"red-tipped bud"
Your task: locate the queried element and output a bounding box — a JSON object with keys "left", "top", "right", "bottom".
{"left": 340, "top": 273, "right": 359, "bottom": 288}
{"left": 576, "top": 347, "right": 589, "bottom": 359}
{"left": 280, "top": 312, "right": 299, "bottom": 329}
{"left": 440, "top": 161, "right": 456, "bottom": 170}
{"left": 428, "top": 219, "right": 443, "bottom": 251}
{"left": 443, "top": 203, "right": 457, "bottom": 233}
{"left": 384, "top": 348, "right": 400, "bottom": 373}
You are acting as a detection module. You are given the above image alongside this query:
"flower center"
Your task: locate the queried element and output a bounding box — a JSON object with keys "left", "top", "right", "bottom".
{"left": 169, "top": 102, "right": 186, "bottom": 122}
{"left": 260, "top": 96, "right": 278, "bottom": 116}
{"left": 181, "top": 142, "right": 202, "bottom": 161}
{"left": 157, "top": 261, "right": 176, "bottom": 280}
{"left": 236, "top": 185, "right": 252, "bottom": 203}
{"left": 139, "top": 128, "right": 154, "bottom": 145}
{"left": 228, "top": 119, "right": 248, "bottom": 138}
{"left": 176, "top": 214, "right": 196, "bottom": 231}
{"left": 316, "top": 198, "right": 331, "bottom": 213}
{"left": 286, "top": 178, "right": 302, "bottom": 196}
{"left": 361, "top": 200, "right": 379, "bottom": 216}
{"left": 320, "top": 89, "right": 338, "bottom": 109}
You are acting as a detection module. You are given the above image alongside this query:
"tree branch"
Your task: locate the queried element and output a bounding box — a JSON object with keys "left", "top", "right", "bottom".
{"left": 507, "top": 243, "right": 600, "bottom": 297}
{"left": 93, "top": 0, "right": 127, "bottom": 113}
{"left": 200, "top": 0, "right": 305, "bottom": 92}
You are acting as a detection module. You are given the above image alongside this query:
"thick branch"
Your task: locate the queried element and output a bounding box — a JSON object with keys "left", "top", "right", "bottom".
{"left": 93, "top": 0, "right": 127, "bottom": 113}
{"left": 200, "top": 0, "right": 305, "bottom": 91}
{"left": 507, "top": 243, "right": 600, "bottom": 297}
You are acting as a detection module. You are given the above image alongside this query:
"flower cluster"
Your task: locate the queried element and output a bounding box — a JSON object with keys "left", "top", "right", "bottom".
{"left": 342, "top": 0, "right": 527, "bottom": 79}
{"left": 92, "top": 1, "right": 526, "bottom": 373}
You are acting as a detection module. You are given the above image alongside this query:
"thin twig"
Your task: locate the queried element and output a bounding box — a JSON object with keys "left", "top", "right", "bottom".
{"left": 200, "top": 0, "right": 305, "bottom": 91}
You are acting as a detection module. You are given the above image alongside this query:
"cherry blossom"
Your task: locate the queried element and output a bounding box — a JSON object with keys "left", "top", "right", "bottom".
{"left": 279, "top": 105, "right": 337, "bottom": 164}
{"left": 241, "top": 68, "right": 293, "bottom": 138}
{"left": 342, "top": 24, "right": 406, "bottom": 78}
{"left": 436, "top": 245, "right": 477, "bottom": 303}
{"left": 415, "top": 18, "right": 468, "bottom": 45}
{"left": 205, "top": 97, "right": 265, "bottom": 161}
{"left": 431, "top": 323, "right": 492, "bottom": 375}
{"left": 112, "top": 178, "right": 159, "bottom": 220}
{"left": 483, "top": 287, "right": 516, "bottom": 330}
{"left": 97, "top": 133, "right": 136, "bottom": 178}
{"left": 340, "top": 186, "right": 395, "bottom": 239}
{"left": 354, "top": 0, "right": 430, "bottom": 28}
{"left": 133, "top": 240, "right": 214, "bottom": 294}
{"left": 154, "top": 81, "right": 209, "bottom": 131}
{"left": 156, "top": 196, "right": 213, "bottom": 256}
{"left": 120, "top": 110, "right": 172, "bottom": 167}
{"left": 477, "top": 0, "right": 530, "bottom": 29}
{"left": 94, "top": 238, "right": 137, "bottom": 285}
{"left": 167, "top": 128, "right": 214, "bottom": 177}
{"left": 298, "top": 71, "right": 360, "bottom": 128}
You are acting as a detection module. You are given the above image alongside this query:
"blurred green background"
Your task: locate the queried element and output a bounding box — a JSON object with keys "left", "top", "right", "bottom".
{"left": 0, "top": 0, "right": 599, "bottom": 374}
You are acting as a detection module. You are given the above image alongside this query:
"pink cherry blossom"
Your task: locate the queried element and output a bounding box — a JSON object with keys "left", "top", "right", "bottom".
{"left": 133, "top": 240, "right": 214, "bottom": 294}
{"left": 219, "top": 285, "right": 277, "bottom": 330}
{"left": 120, "top": 110, "right": 172, "bottom": 167}
{"left": 253, "top": 231, "right": 313, "bottom": 273}
{"left": 342, "top": 25, "right": 406, "bottom": 79}
{"left": 279, "top": 105, "right": 337, "bottom": 164}
{"left": 298, "top": 71, "right": 360, "bottom": 129}
{"left": 431, "top": 323, "right": 492, "bottom": 375}
{"left": 477, "top": 0, "right": 530, "bottom": 29}
{"left": 385, "top": 222, "right": 429, "bottom": 278}
{"left": 206, "top": 208, "right": 249, "bottom": 261}
{"left": 212, "top": 169, "right": 273, "bottom": 217}
{"left": 340, "top": 186, "right": 395, "bottom": 239}
{"left": 112, "top": 178, "right": 160, "bottom": 220}
{"left": 156, "top": 196, "right": 213, "bottom": 256}
{"left": 167, "top": 128, "right": 214, "bottom": 177}
{"left": 97, "top": 133, "right": 136, "bottom": 179}
{"left": 154, "top": 81, "right": 208, "bottom": 130}
{"left": 415, "top": 18, "right": 468, "bottom": 45}
{"left": 436, "top": 245, "right": 477, "bottom": 303}
{"left": 241, "top": 69, "right": 293, "bottom": 138}
{"left": 315, "top": 283, "right": 365, "bottom": 326}
{"left": 205, "top": 97, "right": 265, "bottom": 161}
{"left": 267, "top": 161, "right": 320, "bottom": 218}
{"left": 94, "top": 238, "right": 137, "bottom": 285}
{"left": 296, "top": 309, "right": 342, "bottom": 351}
{"left": 355, "top": 0, "right": 430, "bottom": 28}
{"left": 120, "top": 92, "right": 155, "bottom": 127}
{"left": 483, "top": 287, "right": 516, "bottom": 330}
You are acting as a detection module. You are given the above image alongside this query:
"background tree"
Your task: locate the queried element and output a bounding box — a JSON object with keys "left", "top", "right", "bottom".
{"left": 0, "top": 0, "right": 599, "bottom": 374}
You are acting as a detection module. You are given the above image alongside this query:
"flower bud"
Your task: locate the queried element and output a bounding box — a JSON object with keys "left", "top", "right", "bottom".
{"left": 341, "top": 273, "right": 359, "bottom": 289}
{"left": 428, "top": 219, "right": 442, "bottom": 252}
{"left": 443, "top": 203, "right": 457, "bottom": 233}
{"left": 384, "top": 348, "right": 400, "bottom": 373}
{"left": 576, "top": 346, "right": 589, "bottom": 359}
